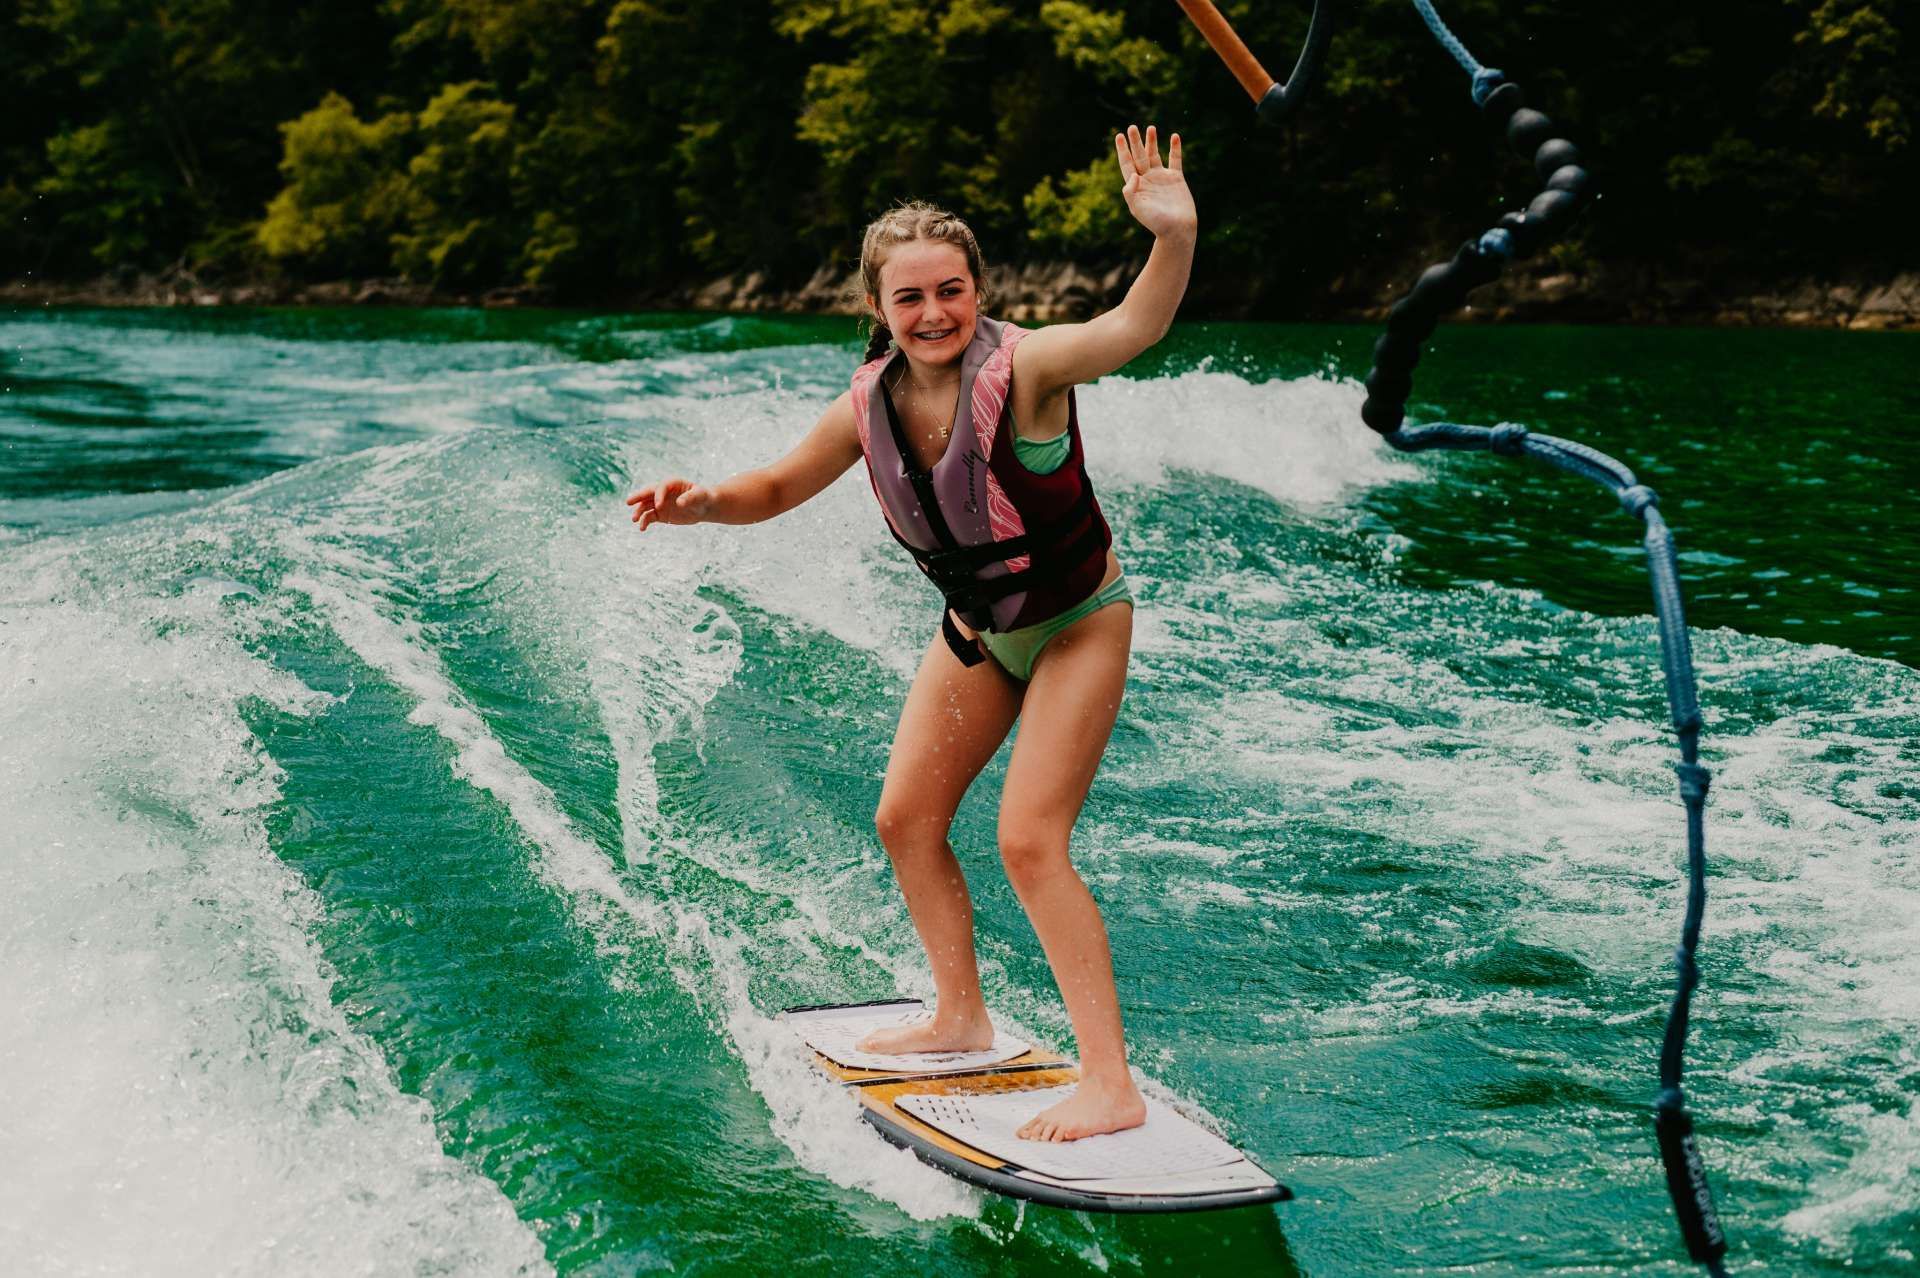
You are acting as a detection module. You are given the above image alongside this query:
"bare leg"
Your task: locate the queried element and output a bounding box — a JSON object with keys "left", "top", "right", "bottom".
{"left": 856, "top": 623, "right": 1024, "bottom": 1055}
{"left": 996, "top": 600, "right": 1147, "bottom": 1141}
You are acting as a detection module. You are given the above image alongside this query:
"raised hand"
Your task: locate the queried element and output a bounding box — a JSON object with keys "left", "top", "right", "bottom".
{"left": 1114, "top": 124, "right": 1196, "bottom": 242}
{"left": 625, "top": 476, "right": 712, "bottom": 531}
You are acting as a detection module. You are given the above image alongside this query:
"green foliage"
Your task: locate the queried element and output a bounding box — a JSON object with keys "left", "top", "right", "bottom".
{"left": 392, "top": 81, "right": 520, "bottom": 286}
{"left": 257, "top": 93, "right": 412, "bottom": 274}
{"left": 36, "top": 120, "right": 174, "bottom": 266}
{"left": 15, "top": 0, "right": 403, "bottom": 273}
{"left": 17, "top": 0, "right": 242, "bottom": 266}
{"left": 1038, "top": 1, "right": 1174, "bottom": 102}
{"left": 776, "top": 0, "right": 1030, "bottom": 230}
{"left": 6, "top": 0, "right": 1919, "bottom": 297}
{"left": 1024, "top": 152, "right": 1130, "bottom": 253}
{"left": 395, "top": 0, "right": 574, "bottom": 65}
{"left": 1796, "top": 0, "right": 1912, "bottom": 151}
{"left": 507, "top": 99, "right": 628, "bottom": 290}
{"left": 594, "top": 0, "right": 800, "bottom": 282}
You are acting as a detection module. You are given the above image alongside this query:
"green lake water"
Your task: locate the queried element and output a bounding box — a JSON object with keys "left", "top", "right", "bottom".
{"left": 2, "top": 308, "right": 1914, "bottom": 1275}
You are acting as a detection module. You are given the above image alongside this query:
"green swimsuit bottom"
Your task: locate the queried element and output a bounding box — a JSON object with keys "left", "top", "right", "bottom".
{"left": 976, "top": 574, "right": 1134, "bottom": 682}
{"left": 971, "top": 425, "right": 1134, "bottom": 682}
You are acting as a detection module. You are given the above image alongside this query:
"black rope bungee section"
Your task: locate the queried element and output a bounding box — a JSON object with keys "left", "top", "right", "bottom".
{"left": 1359, "top": 78, "right": 1594, "bottom": 436}
{"left": 1177, "top": 3, "right": 1731, "bottom": 1272}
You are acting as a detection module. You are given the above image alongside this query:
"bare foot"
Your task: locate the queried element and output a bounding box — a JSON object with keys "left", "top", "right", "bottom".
{"left": 855, "top": 1011, "right": 995, "bottom": 1056}
{"left": 1016, "top": 1079, "right": 1147, "bottom": 1142}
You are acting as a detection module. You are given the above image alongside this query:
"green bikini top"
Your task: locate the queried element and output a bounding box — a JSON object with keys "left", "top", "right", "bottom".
{"left": 1012, "top": 426, "right": 1071, "bottom": 475}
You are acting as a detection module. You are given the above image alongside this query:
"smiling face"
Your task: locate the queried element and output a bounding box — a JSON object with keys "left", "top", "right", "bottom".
{"left": 870, "top": 239, "right": 979, "bottom": 366}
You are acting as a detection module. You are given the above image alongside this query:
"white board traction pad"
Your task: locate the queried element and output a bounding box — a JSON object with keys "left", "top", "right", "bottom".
{"left": 780, "top": 999, "right": 1291, "bottom": 1213}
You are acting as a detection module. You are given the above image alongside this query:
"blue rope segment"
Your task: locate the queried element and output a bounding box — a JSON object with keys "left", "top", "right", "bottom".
{"left": 1354, "top": 58, "right": 1709, "bottom": 1264}
{"left": 1407, "top": 0, "right": 1505, "bottom": 101}
{"left": 1386, "top": 422, "right": 1731, "bottom": 1277}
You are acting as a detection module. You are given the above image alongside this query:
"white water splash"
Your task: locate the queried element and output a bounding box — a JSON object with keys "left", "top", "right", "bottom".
{"left": 0, "top": 549, "right": 551, "bottom": 1278}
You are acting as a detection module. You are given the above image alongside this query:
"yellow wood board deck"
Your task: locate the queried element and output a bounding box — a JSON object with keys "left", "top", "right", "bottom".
{"left": 809, "top": 1051, "right": 1078, "bottom": 1169}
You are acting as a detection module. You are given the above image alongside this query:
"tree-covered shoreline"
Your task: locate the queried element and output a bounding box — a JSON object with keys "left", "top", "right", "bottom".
{"left": 16, "top": 257, "right": 1920, "bottom": 331}
{"left": 5, "top": 1, "right": 1914, "bottom": 318}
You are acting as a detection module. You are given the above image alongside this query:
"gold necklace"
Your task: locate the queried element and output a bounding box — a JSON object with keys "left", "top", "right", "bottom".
{"left": 892, "top": 366, "right": 961, "bottom": 439}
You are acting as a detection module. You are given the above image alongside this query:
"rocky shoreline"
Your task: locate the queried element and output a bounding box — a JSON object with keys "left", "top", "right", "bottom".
{"left": 7, "top": 261, "right": 1918, "bottom": 330}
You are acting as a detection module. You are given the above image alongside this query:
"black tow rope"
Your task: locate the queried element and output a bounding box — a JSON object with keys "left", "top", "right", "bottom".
{"left": 1176, "top": 2, "right": 1731, "bottom": 1271}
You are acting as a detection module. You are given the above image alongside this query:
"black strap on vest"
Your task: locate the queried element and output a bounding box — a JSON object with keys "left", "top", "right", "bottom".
{"left": 939, "top": 609, "right": 985, "bottom": 668}
{"left": 917, "top": 484, "right": 1098, "bottom": 578}
{"left": 881, "top": 381, "right": 966, "bottom": 553}
{"left": 878, "top": 381, "right": 1107, "bottom": 666}
{"left": 880, "top": 379, "right": 985, "bottom": 665}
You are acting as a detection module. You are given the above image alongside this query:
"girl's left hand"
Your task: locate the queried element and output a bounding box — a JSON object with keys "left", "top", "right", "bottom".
{"left": 1114, "top": 124, "right": 1196, "bottom": 242}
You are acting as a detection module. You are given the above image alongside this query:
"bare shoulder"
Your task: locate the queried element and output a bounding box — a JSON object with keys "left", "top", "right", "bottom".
{"left": 1007, "top": 325, "right": 1081, "bottom": 438}
{"left": 811, "top": 389, "right": 861, "bottom": 458}
{"left": 821, "top": 387, "right": 855, "bottom": 426}
{"left": 1010, "top": 322, "right": 1087, "bottom": 402}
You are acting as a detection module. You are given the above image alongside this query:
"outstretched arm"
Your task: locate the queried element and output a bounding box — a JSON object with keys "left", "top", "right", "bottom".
{"left": 626, "top": 391, "right": 862, "bottom": 530}
{"left": 1014, "top": 125, "right": 1197, "bottom": 399}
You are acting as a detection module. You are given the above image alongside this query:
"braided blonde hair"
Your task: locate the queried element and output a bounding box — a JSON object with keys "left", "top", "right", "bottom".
{"left": 857, "top": 201, "right": 991, "bottom": 361}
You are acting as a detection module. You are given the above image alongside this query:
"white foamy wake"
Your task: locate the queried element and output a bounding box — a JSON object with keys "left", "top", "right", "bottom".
{"left": 272, "top": 453, "right": 982, "bottom": 1226}
{"left": 3, "top": 329, "right": 1419, "bottom": 1254}
{"left": 540, "top": 475, "right": 984, "bottom": 1223}
{"left": 1076, "top": 367, "right": 1418, "bottom": 509}
{"left": 1782, "top": 1100, "right": 1920, "bottom": 1252}
{"left": 0, "top": 548, "right": 551, "bottom": 1277}
{"left": 12, "top": 319, "right": 1913, "bottom": 1266}
{"left": 1102, "top": 538, "right": 1920, "bottom": 1253}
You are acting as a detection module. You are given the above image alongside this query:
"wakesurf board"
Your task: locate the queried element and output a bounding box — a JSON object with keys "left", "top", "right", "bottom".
{"left": 781, "top": 998, "right": 1290, "bottom": 1213}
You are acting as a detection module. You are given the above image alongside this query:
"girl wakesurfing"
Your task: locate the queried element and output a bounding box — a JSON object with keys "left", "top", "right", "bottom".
{"left": 627, "top": 125, "right": 1194, "bottom": 1141}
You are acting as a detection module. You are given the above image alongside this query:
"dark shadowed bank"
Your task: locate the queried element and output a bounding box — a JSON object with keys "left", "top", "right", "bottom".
{"left": 10, "top": 260, "right": 1920, "bottom": 329}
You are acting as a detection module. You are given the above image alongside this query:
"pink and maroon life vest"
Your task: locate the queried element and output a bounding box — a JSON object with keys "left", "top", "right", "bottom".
{"left": 851, "top": 316, "right": 1113, "bottom": 666}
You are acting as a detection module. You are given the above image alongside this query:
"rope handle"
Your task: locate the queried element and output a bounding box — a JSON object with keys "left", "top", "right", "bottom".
{"left": 1174, "top": 0, "right": 1338, "bottom": 122}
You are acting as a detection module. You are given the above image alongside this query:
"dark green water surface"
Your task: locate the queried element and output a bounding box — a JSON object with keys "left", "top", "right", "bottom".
{"left": 3, "top": 308, "right": 1914, "bottom": 1276}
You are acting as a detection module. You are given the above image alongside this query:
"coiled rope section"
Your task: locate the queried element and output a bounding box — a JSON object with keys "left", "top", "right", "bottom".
{"left": 1175, "top": 2, "right": 1730, "bottom": 1272}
